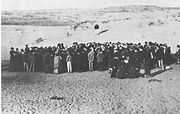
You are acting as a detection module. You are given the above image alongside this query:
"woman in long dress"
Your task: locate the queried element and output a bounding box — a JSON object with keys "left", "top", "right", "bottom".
{"left": 54, "top": 51, "right": 62, "bottom": 74}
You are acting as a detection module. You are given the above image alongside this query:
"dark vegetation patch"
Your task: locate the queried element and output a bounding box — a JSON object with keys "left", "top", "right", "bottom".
{"left": 148, "top": 79, "right": 162, "bottom": 82}
{"left": 50, "top": 96, "right": 65, "bottom": 100}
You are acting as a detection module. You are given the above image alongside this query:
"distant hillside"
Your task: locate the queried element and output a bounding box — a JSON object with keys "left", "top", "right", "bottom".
{"left": 102, "top": 5, "right": 180, "bottom": 12}
{"left": 2, "top": 5, "right": 180, "bottom": 26}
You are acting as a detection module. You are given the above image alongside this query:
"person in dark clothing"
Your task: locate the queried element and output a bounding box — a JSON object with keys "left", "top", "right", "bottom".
{"left": 164, "top": 46, "right": 171, "bottom": 66}
{"left": 110, "top": 57, "right": 119, "bottom": 78}
{"left": 102, "top": 50, "right": 109, "bottom": 70}
{"left": 19, "top": 49, "right": 25, "bottom": 71}
{"left": 176, "top": 45, "right": 180, "bottom": 64}
{"left": 144, "top": 47, "right": 153, "bottom": 75}
{"left": 42, "top": 50, "right": 48, "bottom": 73}
{"left": 116, "top": 54, "right": 130, "bottom": 79}
{"left": 25, "top": 45, "right": 29, "bottom": 53}
{"left": 107, "top": 46, "right": 114, "bottom": 69}
{"left": 29, "top": 52, "right": 36, "bottom": 72}
{"left": 61, "top": 51, "right": 67, "bottom": 73}
{"left": 96, "top": 49, "right": 104, "bottom": 71}
{"left": 76, "top": 49, "right": 83, "bottom": 72}
{"left": 58, "top": 52, "right": 63, "bottom": 73}
{"left": 129, "top": 49, "right": 141, "bottom": 69}
{"left": 72, "top": 51, "right": 77, "bottom": 72}
{"left": 9, "top": 47, "right": 16, "bottom": 72}
{"left": 23, "top": 51, "right": 29, "bottom": 72}
{"left": 15, "top": 48, "right": 22, "bottom": 71}
{"left": 35, "top": 49, "right": 43, "bottom": 72}
{"left": 128, "top": 49, "right": 141, "bottom": 78}
{"left": 93, "top": 50, "right": 98, "bottom": 71}
{"left": 49, "top": 51, "right": 54, "bottom": 73}
{"left": 141, "top": 59, "right": 150, "bottom": 77}
{"left": 157, "top": 46, "right": 165, "bottom": 70}
{"left": 82, "top": 49, "right": 88, "bottom": 72}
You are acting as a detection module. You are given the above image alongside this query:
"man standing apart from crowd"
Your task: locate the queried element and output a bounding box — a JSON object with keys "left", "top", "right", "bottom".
{"left": 88, "top": 48, "right": 94, "bottom": 71}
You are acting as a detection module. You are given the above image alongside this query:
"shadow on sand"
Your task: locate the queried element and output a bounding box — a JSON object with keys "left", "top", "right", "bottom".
{"left": 150, "top": 70, "right": 166, "bottom": 77}
{"left": 150, "top": 67, "right": 173, "bottom": 78}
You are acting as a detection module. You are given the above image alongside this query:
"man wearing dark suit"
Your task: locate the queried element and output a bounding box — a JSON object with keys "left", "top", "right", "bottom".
{"left": 110, "top": 57, "right": 119, "bottom": 78}
{"left": 96, "top": 49, "right": 104, "bottom": 71}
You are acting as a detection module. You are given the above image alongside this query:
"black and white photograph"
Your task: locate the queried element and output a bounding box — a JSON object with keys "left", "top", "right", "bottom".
{"left": 1, "top": 0, "right": 180, "bottom": 113}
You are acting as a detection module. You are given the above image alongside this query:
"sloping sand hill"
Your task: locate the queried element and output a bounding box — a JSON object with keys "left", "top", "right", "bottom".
{"left": 2, "top": 5, "right": 180, "bottom": 60}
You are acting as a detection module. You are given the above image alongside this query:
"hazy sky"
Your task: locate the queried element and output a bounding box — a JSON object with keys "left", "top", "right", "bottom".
{"left": 2, "top": 0, "right": 180, "bottom": 10}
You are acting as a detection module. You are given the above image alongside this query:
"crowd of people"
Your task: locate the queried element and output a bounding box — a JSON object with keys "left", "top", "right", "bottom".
{"left": 9, "top": 41, "right": 180, "bottom": 78}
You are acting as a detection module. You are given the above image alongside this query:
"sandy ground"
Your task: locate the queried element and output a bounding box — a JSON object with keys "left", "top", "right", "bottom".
{"left": 1, "top": 64, "right": 180, "bottom": 114}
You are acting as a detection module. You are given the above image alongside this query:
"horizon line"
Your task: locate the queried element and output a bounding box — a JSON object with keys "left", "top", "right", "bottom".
{"left": 2, "top": 5, "right": 180, "bottom": 12}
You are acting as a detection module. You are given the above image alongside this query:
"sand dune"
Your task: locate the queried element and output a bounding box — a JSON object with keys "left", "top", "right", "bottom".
{"left": 1, "top": 5, "right": 180, "bottom": 60}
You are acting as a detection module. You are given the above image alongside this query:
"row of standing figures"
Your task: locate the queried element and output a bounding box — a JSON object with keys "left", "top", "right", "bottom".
{"left": 9, "top": 43, "right": 180, "bottom": 79}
